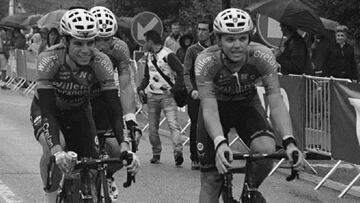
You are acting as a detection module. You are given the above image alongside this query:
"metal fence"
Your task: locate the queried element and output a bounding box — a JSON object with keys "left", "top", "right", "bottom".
{"left": 305, "top": 76, "right": 332, "bottom": 155}
{"left": 304, "top": 76, "right": 352, "bottom": 156}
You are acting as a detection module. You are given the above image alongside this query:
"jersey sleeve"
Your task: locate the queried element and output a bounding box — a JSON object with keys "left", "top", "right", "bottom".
{"left": 110, "top": 39, "right": 131, "bottom": 75}
{"left": 252, "top": 45, "right": 281, "bottom": 95}
{"left": 195, "top": 53, "right": 217, "bottom": 99}
{"left": 93, "top": 52, "right": 118, "bottom": 91}
{"left": 36, "top": 51, "right": 59, "bottom": 90}
{"left": 183, "top": 46, "right": 197, "bottom": 91}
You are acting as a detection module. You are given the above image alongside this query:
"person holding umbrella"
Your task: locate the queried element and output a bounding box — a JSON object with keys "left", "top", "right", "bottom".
{"left": 275, "top": 23, "right": 313, "bottom": 75}
{"left": 38, "top": 27, "right": 62, "bottom": 54}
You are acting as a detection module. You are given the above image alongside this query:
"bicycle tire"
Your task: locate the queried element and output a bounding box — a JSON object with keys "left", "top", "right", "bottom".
{"left": 96, "top": 170, "right": 111, "bottom": 203}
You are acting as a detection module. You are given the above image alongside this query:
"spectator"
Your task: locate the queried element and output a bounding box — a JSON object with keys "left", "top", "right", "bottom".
{"left": 323, "top": 25, "right": 358, "bottom": 80}
{"left": 276, "top": 23, "right": 313, "bottom": 75}
{"left": 12, "top": 29, "right": 26, "bottom": 49}
{"left": 176, "top": 33, "right": 194, "bottom": 63}
{"left": 183, "top": 18, "right": 213, "bottom": 170}
{"left": 164, "top": 21, "right": 182, "bottom": 53}
{"left": 4, "top": 28, "right": 14, "bottom": 50}
{"left": 0, "top": 29, "right": 9, "bottom": 89}
{"left": 310, "top": 34, "right": 331, "bottom": 76}
{"left": 38, "top": 27, "right": 49, "bottom": 53}
{"left": 27, "top": 33, "right": 42, "bottom": 55}
{"left": 137, "top": 30, "right": 185, "bottom": 166}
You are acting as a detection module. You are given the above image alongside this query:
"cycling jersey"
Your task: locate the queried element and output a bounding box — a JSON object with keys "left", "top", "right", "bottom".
{"left": 91, "top": 37, "right": 132, "bottom": 131}
{"left": 106, "top": 37, "right": 131, "bottom": 76}
{"left": 33, "top": 44, "right": 124, "bottom": 153}
{"left": 195, "top": 42, "right": 279, "bottom": 171}
{"left": 36, "top": 44, "right": 117, "bottom": 110}
{"left": 195, "top": 42, "right": 281, "bottom": 102}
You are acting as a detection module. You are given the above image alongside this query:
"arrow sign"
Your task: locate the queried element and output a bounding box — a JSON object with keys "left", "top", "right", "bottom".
{"left": 137, "top": 17, "right": 159, "bottom": 41}
{"left": 131, "top": 11, "right": 163, "bottom": 46}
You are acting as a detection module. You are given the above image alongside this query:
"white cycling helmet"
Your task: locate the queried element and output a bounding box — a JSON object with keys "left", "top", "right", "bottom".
{"left": 213, "top": 8, "right": 254, "bottom": 35}
{"left": 60, "top": 9, "right": 99, "bottom": 40}
{"left": 89, "top": 6, "right": 118, "bottom": 38}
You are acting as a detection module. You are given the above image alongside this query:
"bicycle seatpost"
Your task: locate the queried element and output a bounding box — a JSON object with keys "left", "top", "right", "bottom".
{"left": 286, "top": 151, "right": 299, "bottom": 181}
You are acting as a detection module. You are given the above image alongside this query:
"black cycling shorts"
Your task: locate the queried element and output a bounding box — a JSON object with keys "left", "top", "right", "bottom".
{"left": 196, "top": 99, "right": 274, "bottom": 172}
{"left": 30, "top": 97, "right": 98, "bottom": 158}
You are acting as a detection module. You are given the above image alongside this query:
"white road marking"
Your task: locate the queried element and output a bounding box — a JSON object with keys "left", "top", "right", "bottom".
{"left": 0, "top": 179, "right": 22, "bottom": 203}
{"left": 311, "top": 163, "right": 359, "bottom": 169}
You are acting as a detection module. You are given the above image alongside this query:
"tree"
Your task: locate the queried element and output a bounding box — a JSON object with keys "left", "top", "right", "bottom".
{"left": 0, "top": 0, "right": 9, "bottom": 20}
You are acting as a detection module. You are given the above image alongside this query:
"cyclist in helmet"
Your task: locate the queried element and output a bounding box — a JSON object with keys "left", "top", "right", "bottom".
{"left": 89, "top": 6, "right": 139, "bottom": 201}
{"left": 29, "top": 9, "right": 140, "bottom": 202}
{"left": 195, "top": 8, "right": 304, "bottom": 202}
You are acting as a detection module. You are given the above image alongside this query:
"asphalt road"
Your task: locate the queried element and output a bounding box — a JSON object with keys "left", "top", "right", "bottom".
{"left": 0, "top": 89, "right": 360, "bottom": 203}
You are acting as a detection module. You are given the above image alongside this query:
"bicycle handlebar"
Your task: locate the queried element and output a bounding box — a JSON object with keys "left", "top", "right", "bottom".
{"left": 225, "top": 151, "right": 300, "bottom": 181}
{"left": 45, "top": 151, "right": 135, "bottom": 191}
{"left": 222, "top": 151, "right": 300, "bottom": 203}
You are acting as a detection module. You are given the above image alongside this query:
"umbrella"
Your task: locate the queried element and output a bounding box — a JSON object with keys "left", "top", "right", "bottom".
{"left": 37, "top": 9, "right": 67, "bottom": 29}
{"left": 0, "top": 13, "right": 29, "bottom": 29}
{"left": 116, "top": 16, "right": 133, "bottom": 30}
{"left": 246, "top": 0, "right": 325, "bottom": 35}
{"left": 320, "top": 17, "right": 339, "bottom": 31}
{"left": 21, "top": 14, "right": 43, "bottom": 27}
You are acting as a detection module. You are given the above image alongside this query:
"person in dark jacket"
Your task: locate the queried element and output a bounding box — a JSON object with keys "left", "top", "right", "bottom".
{"left": 176, "top": 33, "right": 194, "bottom": 63}
{"left": 323, "top": 25, "right": 358, "bottom": 80}
{"left": 276, "top": 24, "right": 313, "bottom": 75}
{"left": 38, "top": 27, "right": 62, "bottom": 54}
{"left": 183, "top": 19, "right": 213, "bottom": 170}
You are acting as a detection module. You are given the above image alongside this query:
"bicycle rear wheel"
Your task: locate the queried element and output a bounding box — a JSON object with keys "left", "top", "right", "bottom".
{"left": 96, "top": 170, "right": 111, "bottom": 203}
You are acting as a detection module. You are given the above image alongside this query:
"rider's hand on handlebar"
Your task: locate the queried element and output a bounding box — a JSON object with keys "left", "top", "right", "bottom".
{"left": 215, "top": 143, "right": 233, "bottom": 174}
{"left": 125, "top": 119, "right": 138, "bottom": 129}
{"left": 124, "top": 151, "right": 140, "bottom": 175}
{"left": 54, "top": 151, "right": 72, "bottom": 173}
{"left": 285, "top": 144, "right": 305, "bottom": 171}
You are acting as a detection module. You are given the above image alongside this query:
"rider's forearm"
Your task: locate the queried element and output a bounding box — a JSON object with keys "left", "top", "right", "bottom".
{"left": 37, "top": 89, "right": 61, "bottom": 152}
{"left": 119, "top": 73, "right": 136, "bottom": 115}
{"left": 201, "top": 98, "right": 225, "bottom": 143}
{"left": 102, "top": 89, "right": 125, "bottom": 145}
{"left": 268, "top": 94, "right": 293, "bottom": 139}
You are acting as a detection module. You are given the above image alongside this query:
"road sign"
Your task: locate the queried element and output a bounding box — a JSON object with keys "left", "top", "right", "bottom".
{"left": 256, "top": 14, "right": 284, "bottom": 49}
{"left": 131, "top": 11, "right": 163, "bottom": 46}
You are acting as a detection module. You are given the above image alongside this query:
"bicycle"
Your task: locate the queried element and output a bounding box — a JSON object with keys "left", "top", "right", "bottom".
{"left": 45, "top": 130, "right": 139, "bottom": 203}
{"left": 222, "top": 151, "right": 299, "bottom": 203}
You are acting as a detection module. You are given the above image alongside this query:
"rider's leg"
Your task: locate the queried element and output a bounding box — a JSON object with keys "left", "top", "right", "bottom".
{"left": 199, "top": 171, "right": 223, "bottom": 203}
{"left": 246, "top": 133, "right": 275, "bottom": 188}
{"left": 197, "top": 106, "right": 231, "bottom": 203}
{"left": 104, "top": 137, "right": 123, "bottom": 177}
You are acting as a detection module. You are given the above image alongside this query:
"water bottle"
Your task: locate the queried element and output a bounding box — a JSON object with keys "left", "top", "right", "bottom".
{"left": 67, "top": 151, "right": 78, "bottom": 173}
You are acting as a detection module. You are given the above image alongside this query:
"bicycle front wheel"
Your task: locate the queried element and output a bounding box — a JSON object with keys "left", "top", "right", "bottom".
{"left": 96, "top": 170, "right": 111, "bottom": 203}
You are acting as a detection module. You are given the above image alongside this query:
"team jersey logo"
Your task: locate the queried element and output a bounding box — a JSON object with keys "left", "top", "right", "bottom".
{"left": 213, "top": 64, "right": 258, "bottom": 97}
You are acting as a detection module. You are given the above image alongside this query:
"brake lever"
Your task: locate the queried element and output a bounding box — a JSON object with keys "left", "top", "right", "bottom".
{"left": 286, "top": 151, "right": 299, "bottom": 181}
{"left": 123, "top": 153, "right": 135, "bottom": 188}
